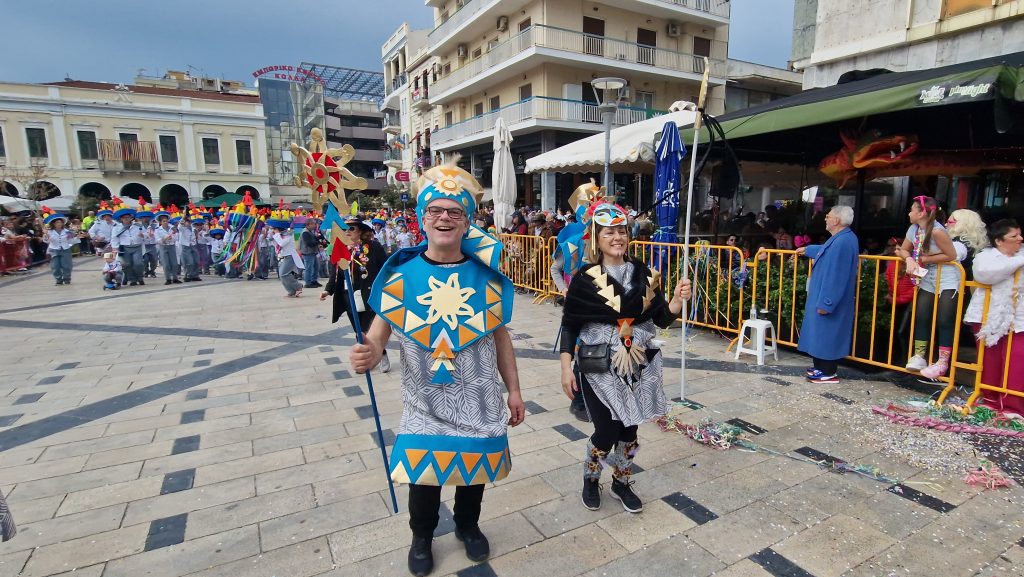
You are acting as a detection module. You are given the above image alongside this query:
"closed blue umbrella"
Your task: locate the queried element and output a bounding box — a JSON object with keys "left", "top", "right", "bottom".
{"left": 651, "top": 121, "right": 686, "bottom": 276}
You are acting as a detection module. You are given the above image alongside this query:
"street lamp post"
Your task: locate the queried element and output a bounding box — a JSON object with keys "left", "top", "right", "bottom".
{"left": 591, "top": 77, "right": 626, "bottom": 199}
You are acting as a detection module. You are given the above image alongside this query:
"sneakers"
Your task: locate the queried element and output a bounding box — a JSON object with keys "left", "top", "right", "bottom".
{"left": 920, "top": 359, "right": 949, "bottom": 380}
{"left": 582, "top": 477, "right": 602, "bottom": 510}
{"left": 905, "top": 355, "right": 928, "bottom": 371}
{"left": 805, "top": 366, "right": 816, "bottom": 376}
{"left": 454, "top": 526, "right": 490, "bottom": 562}
{"left": 55, "top": 280, "right": 63, "bottom": 285}
{"left": 380, "top": 351, "right": 391, "bottom": 373}
{"left": 165, "top": 280, "right": 173, "bottom": 285}
{"left": 610, "top": 479, "right": 643, "bottom": 513}
{"left": 569, "top": 403, "right": 591, "bottom": 422}
{"left": 407, "top": 536, "right": 433, "bottom": 577}
{"left": 806, "top": 369, "right": 840, "bottom": 383}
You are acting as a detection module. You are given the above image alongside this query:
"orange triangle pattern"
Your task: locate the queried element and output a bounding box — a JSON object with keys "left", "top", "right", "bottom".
{"left": 411, "top": 325, "right": 433, "bottom": 348}
{"left": 485, "top": 312, "right": 502, "bottom": 331}
{"left": 461, "top": 452, "right": 483, "bottom": 474}
{"left": 384, "top": 279, "right": 404, "bottom": 299}
{"left": 486, "top": 286, "right": 501, "bottom": 304}
{"left": 486, "top": 451, "right": 504, "bottom": 473}
{"left": 458, "top": 324, "right": 477, "bottom": 347}
{"left": 433, "top": 451, "right": 457, "bottom": 474}
{"left": 405, "top": 448, "right": 428, "bottom": 471}
{"left": 384, "top": 307, "right": 406, "bottom": 327}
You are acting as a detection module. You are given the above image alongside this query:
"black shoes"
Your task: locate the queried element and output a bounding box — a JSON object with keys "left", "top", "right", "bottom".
{"left": 582, "top": 478, "right": 601, "bottom": 510}
{"left": 129, "top": 281, "right": 138, "bottom": 286}
{"left": 165, "top": 280, "right": 173, "bottom": 285}
{"left": 138, "top": 280, "right": 144, "bottom": 286}
{"left": 171, "top": 279, "right": 182, "bottom": 284}
{"left": 610, "top": 479, "right": 643, "bottom": 513}
{"left": 304, "top": 282, "right": 322, "bottom": 288}
{"left": 407, "top": 536, "right": 433, "bottom": 576}
{"left": 454, "top": 526, "right": 490, "bottom": 562}
{"left": 569, "top": 403, "right": 591, "bottom": 422}
{"left": 55, "top": 280, "right": 63, "bottom": 285}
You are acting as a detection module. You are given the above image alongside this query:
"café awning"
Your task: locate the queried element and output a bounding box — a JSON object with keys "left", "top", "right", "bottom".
{"left": 679, "top": 51, "right": 1024, "bottom": 165}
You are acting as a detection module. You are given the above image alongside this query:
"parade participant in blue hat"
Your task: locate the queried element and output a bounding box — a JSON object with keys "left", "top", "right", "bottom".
{"left": 42, "top": 207, "right": 75, "bottom": 285}
{"left": 154, "top": 210, "right": 181, "bottom": 284}
{"left": 88, "top": 201, "right": 115, "bottom": 255}
{"left": 350, "top": 160, "right": 524, "bottom": 576}
{"left": 135, "top": 203, "right": 159, "bottom": 278}
{"left": 110, "top": 198, "right": 145, "bottom": 286}
{"left": 176, "top": 210, "right": 201, "bottom": 282}
{"left": 268, "top": 208, "right": 304, "bottom": 297}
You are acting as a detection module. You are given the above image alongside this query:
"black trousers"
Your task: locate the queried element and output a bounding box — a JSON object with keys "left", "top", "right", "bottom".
{"left": 579, "top": 372, "right": 637, "bottom": 452}
{"left": 812, "top": 357, "right": 839, "bottom": 375}
{"left": 408, "top": 483, "right": 485, "bottom": 539}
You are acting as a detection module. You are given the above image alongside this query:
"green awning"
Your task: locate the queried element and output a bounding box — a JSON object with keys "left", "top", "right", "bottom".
{"left": 678, "top": 51, "right": 1024, "bottom": 163}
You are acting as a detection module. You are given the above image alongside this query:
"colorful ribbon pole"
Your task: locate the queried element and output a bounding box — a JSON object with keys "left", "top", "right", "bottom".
{"left": 342, "top": 267, "right": 399, "bottom": 513}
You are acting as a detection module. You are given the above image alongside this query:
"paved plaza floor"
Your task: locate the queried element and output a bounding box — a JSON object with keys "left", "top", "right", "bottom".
{"left": 0, "top": 259, "right": 1022, "bottom": 577}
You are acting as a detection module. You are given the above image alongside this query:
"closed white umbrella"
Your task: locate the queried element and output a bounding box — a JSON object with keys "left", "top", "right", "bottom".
{"left": 491, "top": 117, "right": 516, "bottom": 232}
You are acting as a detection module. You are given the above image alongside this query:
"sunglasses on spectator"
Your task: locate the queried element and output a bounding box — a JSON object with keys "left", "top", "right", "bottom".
{"left": 424, "top": 206, "right": 466, "bottom": 219}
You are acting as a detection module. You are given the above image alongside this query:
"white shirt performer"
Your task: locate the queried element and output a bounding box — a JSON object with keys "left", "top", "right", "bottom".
{"left": 350, "top": 162, "right": 524, "bottom": 577}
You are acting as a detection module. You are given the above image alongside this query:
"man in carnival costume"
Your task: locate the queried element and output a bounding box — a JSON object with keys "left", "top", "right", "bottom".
{"left": 350, "top": 161, "right": 525, "bottom": 576}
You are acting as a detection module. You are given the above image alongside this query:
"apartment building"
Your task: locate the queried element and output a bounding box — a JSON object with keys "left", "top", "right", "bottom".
{"left": 0, "top": 78, "right": 269, "bottom": 207}
{"left": 381, "top": 24, "right": 435, "bottom": 186}
{"left": 324, "top": 97, "right": 387, "bottom": 195}
{"left": 424, "top": 0, "right": 729, "bottom": 209}
{"left": 792, "top": 0, "right": 1024, "bottom": 88}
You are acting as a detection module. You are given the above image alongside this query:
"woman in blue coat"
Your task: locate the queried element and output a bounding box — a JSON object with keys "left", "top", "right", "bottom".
{"left": 796, "top": 206, "right": 859, "bottom": 383}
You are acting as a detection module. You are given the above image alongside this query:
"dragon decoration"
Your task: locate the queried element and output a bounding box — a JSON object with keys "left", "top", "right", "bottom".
{"left": 819, "top": 129, "right": 1019, "bottom": 187}
{"left": 291, "top": 127, "right": 368, "bottom": 267}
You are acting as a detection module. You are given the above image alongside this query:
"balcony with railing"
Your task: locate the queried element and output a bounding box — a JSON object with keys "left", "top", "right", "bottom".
{"left": 430, "top": 25, "right": 727, "bottom": 103}
{"left": 411, "top": 86, "right": 430, "bottom": 110}
{"left": 431, "top": 96, "right": 666, "bottom": 149}
{"left": 384, "top": 147, "right": 404, "bottom": 165}
{"left": 98, "top": 139, "right": 160, "bottom": 174}
{"left": 383, "top": 110, "right": 402, "bottom": 134}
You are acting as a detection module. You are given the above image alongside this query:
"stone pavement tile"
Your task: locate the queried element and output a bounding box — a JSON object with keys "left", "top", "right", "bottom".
{"left": 252, "top": 423, "right": 347, "bottom": 455}
{"left": 705, "top": 559, "right": 775, "bottom": 577}
{"left": 343, "top": 412, "right": 402, "bottom": 437}
{"left": 203, "top": 397, "right": 289, "bottom": 420}
{"left": 122, "top": 476, "right": 256, "bottom": 526}
{"left": 96, "top": 412, "right": 180, "bottom": 436}
{"left": 487, "top": 524, "right": 627, "bottom": 577}
{"left": 286, "top": 388, "right": 352, "bottom": 408}
{"left": 729, "top": 408, "right": 804, "bottom": 431}
{"left": 249, "top": 401, "right": 338, "bottom": 426}
{"left": 687, "top": 501, "right": 805, "bottom": 564}
{"left": 292, "top": 407, "right": 362, "bottom": 431}
{"left": 259, "top": 493, "right": 389, "bottom": 551}
{"left": 589, "top": 533, "right": 725, "bottom": 577}
{"left": 38, "top": 429, "right": 156, "bottom": 462}
{"left": 19, "top": 524, "right": 149, "bottom": 577}
{"left": 312, "top": 468, "right": 393, "bottom": 506}
{"left": 0, "top": 445, "right": 43, "bottom": 469}
{"left": 140, "top": 441, "right": 253, "bottom": 478}
{"left": 682, "top": 460, "right": 808, "bottom": 515}
{"left": 2, "top": 455, "right": 87, "bottom": 485}
{"left": 764, "top": 471, "right": 878, "bottom": 526}
{"left": 325, "top": 508, "right": 412, "bottom": 566}
{"left": 597, "top": 498, "right": 698, "bottom": 552}
{"left": 249, "top": 382, "right": 327, "bottom": 402}
{"left": 430, "top": 511, "right": 547, "bottom": 577}
{"left": 151, "top": 414, "right": 251, "bottom": 442}
{"left": 162, "top": 392, "right": 252, "bottom": 415}
{"left": 0, "top": 503, "right": 125, "bottom": 554}
{"left": 193, "top": 447, "right": 305, "bottom": 487}
{"left": 774, "top": 514, "right": 896, "bottom": 577}
{"left": 841, "top": 487, "right": 941, "bottom": 540}
{"left": 520, "top": 491, "right": 622, "bottom": 538}
{"left": 9, "top": 461, "right": 142, "bottom": 501}
{"left": 254, "top": 453, "right": 365, "bottom": 495}
{"left": 901, "top": 469, "right": 986, "bottom": 507}
{"left": 477, "top": 476, "right": 562, "bottom": 522}
{"left": 49, "top": 563, "right": 106, "bottom": 577}
{"left": 58, "top": 474, "right": 166, "bottom": 516}
{"left": 0, "top": 550, "right": 31, "bottom": 576}
{"left": 2, "top": 494, "right": 63, "bottom": 524}
{"left": 302, "top": 434, "right": 377, "bottom": 463}
{"left": 200, "top": 419, "right": 296, "bottom": 449}
{"left": 186, "top": 485, "right": 316, "bottom": 540}
{"left": 84, "top": 439, "right": 175, "bottom": 470}
{"left": 183, "top": 537, "right": 333, "bottom": 577}
{"left": 103, "top": 525, "right": 260, "bottom": 577}
{"left": 972, "top": 543, "right": 1024, "bottom": 577}
{"left": 493, "top": 445, "right": 577, "bottom": 487}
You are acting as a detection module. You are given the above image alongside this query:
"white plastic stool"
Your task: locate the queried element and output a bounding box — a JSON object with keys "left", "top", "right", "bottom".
{"left": 734, "top": 319, "right": 778, "bottom": 365}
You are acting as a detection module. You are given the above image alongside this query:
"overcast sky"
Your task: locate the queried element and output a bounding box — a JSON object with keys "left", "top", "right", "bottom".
{"left": 5, "top": 0, "right": 794, "bottom": 85}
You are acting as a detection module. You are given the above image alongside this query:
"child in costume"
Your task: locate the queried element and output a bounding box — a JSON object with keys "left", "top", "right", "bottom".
{"left": 101, "top": 252, "right": 122, "bottom": 290}
{"left": 42, "top": 207, "right": 76, "bottom": 285}
{"left": 350, "top": 161, "right": 525, "bottom": 576}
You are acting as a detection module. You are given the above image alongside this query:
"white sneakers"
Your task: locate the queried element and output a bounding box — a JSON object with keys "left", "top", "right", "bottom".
{"left": 905, "top": 355, "right": 928, "bottom": 371}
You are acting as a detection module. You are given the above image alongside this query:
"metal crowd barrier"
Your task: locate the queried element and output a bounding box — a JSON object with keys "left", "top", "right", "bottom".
{"left": 495, "top": 236, "right": 1019, "bottom": 412}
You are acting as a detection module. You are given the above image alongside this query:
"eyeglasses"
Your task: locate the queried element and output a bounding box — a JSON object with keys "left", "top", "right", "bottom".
{"left": 424, "top": 206, "right": 466, "bottom": 219}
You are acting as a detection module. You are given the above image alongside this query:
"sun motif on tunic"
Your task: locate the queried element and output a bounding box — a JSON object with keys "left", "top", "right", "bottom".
{"left": 417, "top": 273, "right": 477, "bottom": 330}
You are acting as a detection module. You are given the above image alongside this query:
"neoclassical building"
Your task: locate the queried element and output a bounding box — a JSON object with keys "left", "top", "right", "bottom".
{"left": 0, "top": 79, "right": 270, "bottom": 207}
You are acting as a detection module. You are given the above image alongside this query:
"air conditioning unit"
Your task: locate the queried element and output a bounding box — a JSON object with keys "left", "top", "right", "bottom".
{"left": 457, "top": 44, "right": 468, "bottom": 58}
{"left": 496, "top": 15, "right": 509, "bottom": 32}
{"left": 667, "top": 22, "right": 682, "bottom": 37}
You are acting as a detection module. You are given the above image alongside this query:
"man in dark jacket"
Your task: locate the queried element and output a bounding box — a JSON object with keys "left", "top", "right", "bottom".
{"left": 299, "top": 217, "right": 322, "bottom": 288}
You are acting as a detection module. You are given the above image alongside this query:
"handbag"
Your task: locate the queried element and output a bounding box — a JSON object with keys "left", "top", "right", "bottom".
{"left": 577, "top": 343, "right": 610, "bottom": 373}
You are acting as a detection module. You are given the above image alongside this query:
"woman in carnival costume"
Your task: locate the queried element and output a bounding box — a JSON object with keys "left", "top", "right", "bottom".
{"left": 559, "top": 197, "right": 691, "bottom": 514}
{"left": 350, "top": 160, "right": 525, "bottom": 576}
